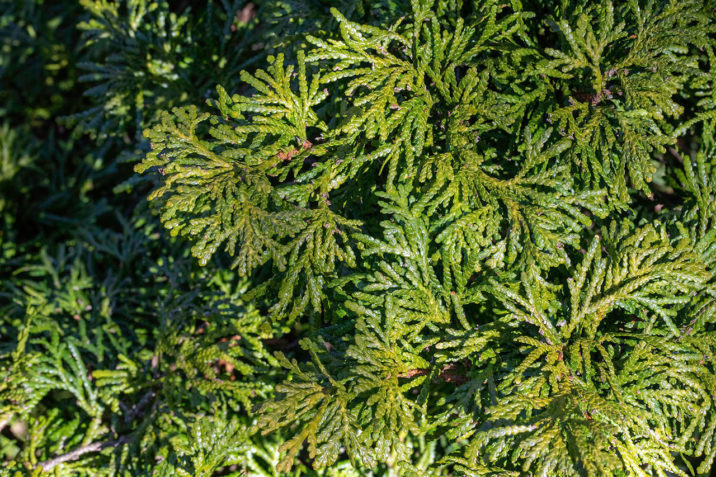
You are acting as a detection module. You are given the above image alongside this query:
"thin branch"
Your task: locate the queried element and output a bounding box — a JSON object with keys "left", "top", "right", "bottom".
{"left": 668, "top": 146, "right": 684, "bottom": 164}
{"left": 125, "top": 390, "right": 156, "bottom": 424}
{"left": 38, "top": 435, "right": 131, "bottom": 471}
{"left": 38, "top": 388, "right": 157, "bottom": 471}
{"left": 395, "top": 363, "right": 469, "bottom": 385}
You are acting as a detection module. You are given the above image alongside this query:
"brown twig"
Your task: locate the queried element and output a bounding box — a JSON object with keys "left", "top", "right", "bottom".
{"left": 668, "top": 146, "right": 684, "bottom": 164}
{"left": 38, "top": 435, "right": 131, "bottom": 471}
{"left": 236, "top": 3, "right": 257, "bottom": 24}
{"left": 124, "top": 390, "right": 156, "bottom": 424}
{"left": 395, "top": 363, "right": 469, "bottom": 385}
{"left": 38, "top": 387, "right": 158, "bottom": 471}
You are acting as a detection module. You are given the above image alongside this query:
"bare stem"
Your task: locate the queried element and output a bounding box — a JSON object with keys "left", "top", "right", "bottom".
{"left": 668, "top": 146, "right": 684, "bottom": 164}
{"left": 38, "top": 388, "right": 156, "bottom": 471}
{"left": 38, "top": 435, "right": 131, "bottom": 471}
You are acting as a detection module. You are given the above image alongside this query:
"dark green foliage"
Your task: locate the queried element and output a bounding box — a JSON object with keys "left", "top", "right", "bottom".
{"left": 2, "top": 0, "right": 716, "bottom": 475}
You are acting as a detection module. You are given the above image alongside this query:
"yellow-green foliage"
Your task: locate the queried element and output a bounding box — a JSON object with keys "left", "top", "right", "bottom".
{"left": 2, "top": 0, "right": 716, "bottom": 475}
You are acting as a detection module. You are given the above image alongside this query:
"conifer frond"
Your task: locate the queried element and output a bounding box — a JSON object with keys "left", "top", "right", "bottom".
{"left": 420, "top": 126, "right": 609, "bottom": 270}
{"left": 462, "top": 222, "right": 711, "bottom": 475}
{"left": 668, "top": 151, "right": 716, "bottom": 332}
{"left": 257, "top": 342, "right": 375, "bottom": 472}
{"left": 70, "top": 0, "right": 252, "bottom": 142}
{"left": 156, "top": 414, "right": 247, "bottom": 477}
{"left": 542, "top": 0, "right": 711, "bottom": 200}
{"left": 136, "top": 53, "right": 359, "bottom": 320}
{"left": 676, "top": 150, "right": 716, "bottom": 242}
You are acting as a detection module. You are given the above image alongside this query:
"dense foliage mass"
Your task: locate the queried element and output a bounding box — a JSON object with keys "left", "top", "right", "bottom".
{"left": 1, "top": 0, "right": 716, "bottom": 475}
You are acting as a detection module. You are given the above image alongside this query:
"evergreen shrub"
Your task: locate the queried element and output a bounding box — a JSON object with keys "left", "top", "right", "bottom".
{"left": 1, "top": 0, "right": 716, "bottom": 475}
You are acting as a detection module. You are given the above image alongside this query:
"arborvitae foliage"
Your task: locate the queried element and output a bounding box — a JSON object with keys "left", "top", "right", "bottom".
{"left": 2, "top": 0, "right": 716, "bottom": 475}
